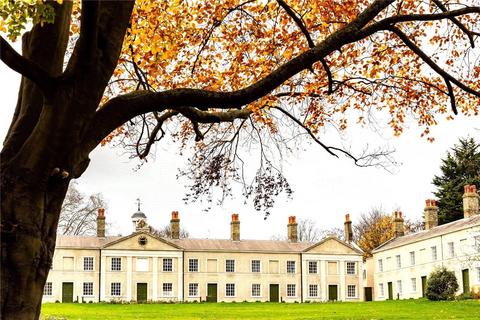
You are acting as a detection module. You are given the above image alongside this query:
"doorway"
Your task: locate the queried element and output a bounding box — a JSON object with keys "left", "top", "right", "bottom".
{"left": 462, "top": 269, "right": 470, "bottom": 294}
{"left": 364, "top": 287, "right": 372, "bottom": 301}
{"left": 207, "top": 283, "right": 217, "bottom": 302}
{"left": 387, "top": 282, "right": 393, "bottom": 300}
{"left": 421, "top": 276, "right": 427, "bottom": 297}
{"left": 137, "top": 283, "right": 148, "bottom": 302}
{"left": 328, "top": 285, "right": 338, "bottom": 301}
{"left": 269, "top": 284, "right": 279, "bottom": 302}
{"left": 62, "top": 282, "right": 74, "bottom": 303}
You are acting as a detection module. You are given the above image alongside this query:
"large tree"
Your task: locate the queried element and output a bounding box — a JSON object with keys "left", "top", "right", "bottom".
{"left": 1, "top": 1, "right": 480, "bottom": 318}
{"left": 432, "top": 137, "right": 480, "bottom": 224}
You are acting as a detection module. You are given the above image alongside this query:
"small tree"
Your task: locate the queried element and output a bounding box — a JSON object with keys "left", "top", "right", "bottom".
{"left": 425, "top": 267, "right": 459, "bottom": 301}
{"left": 150, "top": 225, "right": 190, "bottom": 239}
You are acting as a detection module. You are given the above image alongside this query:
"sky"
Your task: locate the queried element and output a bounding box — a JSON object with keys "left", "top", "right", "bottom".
{"left": 1, "top": 40, "right": 479, "bottom": 240}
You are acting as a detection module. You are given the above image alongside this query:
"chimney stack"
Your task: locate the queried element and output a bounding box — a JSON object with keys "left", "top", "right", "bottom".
{"left": 393, "top": 211, "right": 405, "bottom": 237}
{"left": 230, "top": 214, "right": 240, "bottom": 241}
{"left": 170, "top": 211, "right": 180, "bottom": 239}
{"left": 287, "top": 216, "right": 298, "bottom": 242}
{"left": 97, "top": 208, "right": 106, "bottom": 238}
{"left": 463, "top": 185, "right": 479, "bottom": 218}
{"left": 344, "top": 214, "right": 353, "bottom": 242}
{"left": 424, "top": 199, "right": 438, "bottom": 230}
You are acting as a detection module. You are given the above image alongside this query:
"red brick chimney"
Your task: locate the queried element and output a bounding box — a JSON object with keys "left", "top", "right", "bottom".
{"left": 97, "top": 208, "right": 105, "bottom": 238}
{"left": 424, "top": 199, "right": 438, "bottom": 230}
{"left": 344, "top": 214, "right": 353, "bottom": 242}
{"left": 287, "top": 216, "right": 298, "bottom": 242}
{"left": 170, "top": 211, "right": 180, "bottom": 239}
{"left": 231, "top": 214, "right": 240, "bottom": 241}
{"left": 463, "top": 185, "right": 479, "bottom": 218}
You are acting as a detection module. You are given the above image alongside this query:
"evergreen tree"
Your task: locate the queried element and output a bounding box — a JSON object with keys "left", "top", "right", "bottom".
{"left": 433, "top": 137, "right": 480, "bottom": 225}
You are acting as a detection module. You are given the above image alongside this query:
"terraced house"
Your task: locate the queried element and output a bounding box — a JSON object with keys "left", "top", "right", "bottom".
{"left": 371, "top": 185, "right": 480, "bottom": 300}
{"left": 43, "top": 210, "right": 364, "bottom": 303}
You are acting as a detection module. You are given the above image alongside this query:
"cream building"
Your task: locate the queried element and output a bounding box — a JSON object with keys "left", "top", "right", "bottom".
{"left": 43, "top": 210, "right": 365, "bottom": 303}
{"left": 371, "top": 185, "right": 480, "bottom": 300}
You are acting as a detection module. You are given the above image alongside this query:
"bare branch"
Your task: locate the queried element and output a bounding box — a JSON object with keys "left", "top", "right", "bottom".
{"left": 431, "top": 0, "right": 475, "bottom": 48}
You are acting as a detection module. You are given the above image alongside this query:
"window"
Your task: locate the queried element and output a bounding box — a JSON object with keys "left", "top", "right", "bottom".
{"left": 409, "top": 251, "right": 415, "bottom": 266}
{"left": 431, "top": 246, "right": 437, "bottom": 261}
{"left": 308, "top": 261, "right": 317, "bottom": 274}
{"left": 251, "top": 260, "right": 261, "bottom": 273}
{"left": 163, "top": 283, "right": 173, "bottom": 297}
{"left": 347, "top": 285, "right": 356, "bottom": 298}
{"left": 136, "top": 257, "right": 148, "bottom": 272}
{"left": 309, "top": 284, "right": 318, "bottom": 297}
{"left": 83, "top": 257, "right": 94, "bottom": 271}
{"left": 189, "top": 259, "right": 199, "bottom": 272}
{"left": 226, "top": 283, "right": 235, "bottom": 297}
{"left": 328, "top": 261, "right": 338, "bottom": 275}
{"left": 43, "top": 282, "right": 52, "bottom": 296}
{"left": 287, "top": 284, "right": 296, "bottom": 297}
{"left": 397, "top": 280, "right": 402, "bottom": 295}
{"left": 111, "top": 257, "right": 121, "bottom": 271}
{"left": 411, "top": 278, "right": 416, "bottom": 292}
{"left": 83, "top": 282, "right": 93, "bottom": 296}
{"left": 226, "top": 259, "right": 235, "bottom": 273}
{"left": 386, "top": 257, "right": 391, "bottom": 270}
{"left": 346, "top": 262, "right": 356, "bottom": 275}
{"left": 188, "top": 283, "right": 198, "bottom": 297}
{"left": 448, "top": 242, "right": 455, "bottom": 258}
{"left": 379, "top": 283, "right": 384, "bottom": 297}
{"left": 287, "top": 261, "right": 296, "bottom": 274}
{"left": 111, "top": 282, "right": 121, "bottom": 296}
{"left": 378, "top": 259, "right": 384, "bottom": 272}
{"left": 477, "top": 267, "right": 480, "bottom": 282}
{"left": 363, "top": 269, "right": 367, "bottom": 280}
{"left": 396, "top": 255, "right": 401, "bottom": 269}
{"left": 475, "top": 236, "right": 480, "bottom": 252}
{"left": 251, "top": 284, "right": 261, "bottom": 297}
{"left": 163, "top": 258, "right": 173, "bottom": 272}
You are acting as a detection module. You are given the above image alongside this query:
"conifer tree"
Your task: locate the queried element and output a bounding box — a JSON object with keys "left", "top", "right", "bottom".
{"left": 433, "top": 137, "right": 480, "bottom": 224}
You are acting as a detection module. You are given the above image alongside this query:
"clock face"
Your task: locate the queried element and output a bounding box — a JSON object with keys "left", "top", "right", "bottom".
{"left": 138, "top": 236, "right": 148, "bottom": 246}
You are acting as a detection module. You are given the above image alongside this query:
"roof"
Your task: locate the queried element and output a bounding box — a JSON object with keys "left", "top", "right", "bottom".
{"left": 170, "top": 238, "right": 313, "bottom": 253}
{"left": 131, "top": 211, "right": 147, "bottom": 219}
{"left": 372, "top": 215, "right": 480, "bottom": 253}
{"left": 303, "top": 236, "right": 364, "bottom": 255}
{"left": 56, "top": 236, "right": 121, "bottom": 249}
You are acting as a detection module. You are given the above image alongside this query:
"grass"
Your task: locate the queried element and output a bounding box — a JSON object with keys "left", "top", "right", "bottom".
{"left": 41, "top": 299, "right": 480, "bottom": 320}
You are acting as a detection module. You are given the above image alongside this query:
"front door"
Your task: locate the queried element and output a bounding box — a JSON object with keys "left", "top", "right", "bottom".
{"left": 62, "top": 282, "right": 74, "bottom": 303}
{"left": 421, "top": 276, "right": 427, "bottom": 297}
{"left": 328, "top": 285, "right": 338, "bottom": 301}
{"left": 364, "top": 287, "right": 372, "bottom": 301}
{"left": 137, "top": 283, "right": 148, "bottom": 303}
{"left": 387, "top": 282, "right": 393, "bottom": 300}
{"left": 462, "top": 269, "right": 470, "bottom": 294}
{"left": 207, "top": 283, "right": 217, "bottom": 302}
{"left": 269, "top": 284, "right": 279, "bottom": 302}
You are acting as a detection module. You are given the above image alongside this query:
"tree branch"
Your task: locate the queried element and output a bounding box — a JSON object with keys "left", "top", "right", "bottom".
{"left": 0, "top": 36, "right": 55, "bottom": 96}
{"left": 431, "top": 0, "right": 475, "bottom": 48}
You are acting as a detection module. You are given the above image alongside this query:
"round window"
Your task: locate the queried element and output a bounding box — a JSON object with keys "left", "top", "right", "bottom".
{"left": 138, "top": 236, "right": 148, "bottom": 246}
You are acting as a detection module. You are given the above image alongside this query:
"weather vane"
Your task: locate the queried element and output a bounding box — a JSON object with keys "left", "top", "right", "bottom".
{"left": 136, "top": 198, "right": 142, "bottom": 211}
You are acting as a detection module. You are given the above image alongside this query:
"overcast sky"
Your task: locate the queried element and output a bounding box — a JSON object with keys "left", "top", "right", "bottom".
{"left": 1, "top": 40, "right": 479, "bottom": 240}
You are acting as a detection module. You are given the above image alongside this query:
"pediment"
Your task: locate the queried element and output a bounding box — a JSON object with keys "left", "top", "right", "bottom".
{"left": 103, "top": 232, "right": 181, "bottom": 251}
{"left": 304, "top": 237, "right": 362, "bottom": 255}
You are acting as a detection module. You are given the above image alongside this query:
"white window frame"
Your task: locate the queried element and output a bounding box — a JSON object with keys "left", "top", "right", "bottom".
{"left": 111, "top": 257, "right": 121, "bottom": 271}
{"left": 251, "top": 260, "right": 261, "bottom": 273}
{"left": 286, "top": 284, "right": 296, "bottom": 297}
{"left": 346, "top": 262, "right": 356, "bottom": 275}
{"left": 43, "top": 282, "right": 52, "bottom": 296}
{"left": 347, "top": 285, "right": 356, "bottom": 298}
{"left": 111, "top": 282, "right": 121, "bottom": 296}
{"left": 286, "top": 261, "right": 296, "bottom": 274}
{"left": 309, "top": 284, "right": 318, "bottom": 298}
{"left": 83, "top": 257, "right": 94, "bottom": 271}
{"left": 431, "top": 246, "right": 437, "bottom": 261}
{"left": 225, "top": 283, "right": 235, "bottom": 297}
{"left": 379, "top": 283, "right": 384, "bottom": 297}
{"left": 162, "top": 258, "right": 173, "bottom": 272}
{"left": 476, "top": 267, "right": 480, "bottom": 282}
{"left": 378, "top": 259, "right": 383, "bottom": 272}
{"left": 396, "top": 255, "right": 401, "bottom": 269}
{"left": 83, "top": 282, "right": 94, "bottom": 296}
{"left": 397, "top": 280, "right": 402, "bottom": 295}
{"left": 448, "top": 242, "right": 455, "bottom": 258}
{"left": 188, "top": 283, "right": 199, "bottom": 297}
{"left": 188, "top": 258, "right": 199, "bottom": 272}
{"left": 411, "top": 278, "right": 417, "bottom": 292}
{"left": 308, "top": 261, "right": 318, "bottom": 274}
{"left": 251, "top": 284, "right": 261, "bottom": 297}
{"left": 162, "top": 283, "right": 173, "bottom": 297}
{"left": 225, "top": 259, "right": 235, "bottom": 273}
{"left": 409, "top": 251, "right": 415, "bottom": 266}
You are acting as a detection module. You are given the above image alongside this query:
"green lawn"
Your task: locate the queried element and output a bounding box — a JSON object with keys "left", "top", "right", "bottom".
{"left": 41, "top": 300, "right": 480, "bottom": 320}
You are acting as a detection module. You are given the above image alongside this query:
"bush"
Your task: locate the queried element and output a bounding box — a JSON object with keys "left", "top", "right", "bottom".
{"left": 425, "top": 267, "right": 459, "bottom": 301}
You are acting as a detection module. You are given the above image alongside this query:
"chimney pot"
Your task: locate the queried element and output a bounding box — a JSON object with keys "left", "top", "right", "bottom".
{"left": 463, "top": 184, "right": 479, "bottom": 218}
{"left": 170, "top": 211, "right": 180, "bottom": 239}
{"left": 97, "top": 208, "right": 106, "bottom": 237}
{"left": 424, "top": 199, "right": 438, "bottom": 230}
{"left": 231, "top": 213, "right": 240, "bottom": 241}
{"left": 393, "top": 211, "right": 405, "bottom": 237}
{"left": 344, "top": 213, "right": 353, "bottom": 242}
{"left": 287, "top": 215, "right": 298, "bottom": 242}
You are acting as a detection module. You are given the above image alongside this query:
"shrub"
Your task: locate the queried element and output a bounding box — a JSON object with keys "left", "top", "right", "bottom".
{"left": 425, "top": 267, "right": 459, "bottom": 301}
